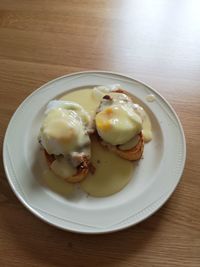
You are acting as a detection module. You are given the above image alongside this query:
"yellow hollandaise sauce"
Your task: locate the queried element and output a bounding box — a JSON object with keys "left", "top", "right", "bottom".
{"left": 80, "top": 135, "right": 134, "bottom": 197}
{"left": 43, "top": 169, "right": 74, "bottom": 196}
{"left": 43, "top": 88, "right": 152, "bottom": 197}
{"left": 61, "top": 88, "right": 100, "bottom": 117}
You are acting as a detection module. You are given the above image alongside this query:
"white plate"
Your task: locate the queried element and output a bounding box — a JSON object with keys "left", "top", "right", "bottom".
{"left": 3, "top": 71, "right": 186, "bottom": 234}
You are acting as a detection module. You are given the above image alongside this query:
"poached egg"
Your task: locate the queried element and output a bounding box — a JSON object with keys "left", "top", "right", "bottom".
{"left": 94, "top": 88, "right": 143, "bottom": 146}
{"left": 39, "top": 100, "right": 91, "bottom": 157}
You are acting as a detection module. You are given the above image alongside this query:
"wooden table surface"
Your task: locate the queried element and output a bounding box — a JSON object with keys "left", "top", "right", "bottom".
{"left": 0, "top": 0, "right": 199, "bottom": 266}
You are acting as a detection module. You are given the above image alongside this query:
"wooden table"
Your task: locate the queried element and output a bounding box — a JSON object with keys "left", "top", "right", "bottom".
{"left": 0, "top": 1, "right": 199, "bottom": 266}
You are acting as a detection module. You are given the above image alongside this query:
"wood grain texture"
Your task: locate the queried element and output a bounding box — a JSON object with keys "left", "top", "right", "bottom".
{"left": 0, "top": 0, "right": 200, "bottom": 266}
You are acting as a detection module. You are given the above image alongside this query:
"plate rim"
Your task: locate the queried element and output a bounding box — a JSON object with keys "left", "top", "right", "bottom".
{"left": 3, "top": 70, "right": 186, "bottom": 234}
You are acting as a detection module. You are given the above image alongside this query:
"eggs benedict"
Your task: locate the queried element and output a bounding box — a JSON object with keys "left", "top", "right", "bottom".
{"left": 94, "top": 87, "right": 147, "bottom": 160}
{"left": 39, "top": 100, "right": 92, "bottom": 183}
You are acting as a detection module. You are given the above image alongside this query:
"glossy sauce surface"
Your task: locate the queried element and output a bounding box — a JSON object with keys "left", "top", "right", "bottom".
{"left": 80, "top": 135, "right": 134, "bottom": 197}
{"left": 43, "top": 169, "right": 74, "bottom": 196}
{"left": 146, "top": 94, "right": 156, "bottom": 102}
{"left": 61, "top": 88, "right": 99, "bottom": 117}
{"left": 44, "top": 88, "right": 151, "bottom": 197}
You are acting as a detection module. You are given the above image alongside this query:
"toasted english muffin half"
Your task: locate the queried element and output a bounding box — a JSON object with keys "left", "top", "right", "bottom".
{"left": 44, "top": 150, "right": 90, "bottom": 183}
{"left": 98, "top": 132, "right": 144, "bottom": 161}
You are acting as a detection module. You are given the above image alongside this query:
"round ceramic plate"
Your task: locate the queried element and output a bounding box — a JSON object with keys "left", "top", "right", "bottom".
{"left": 3, "top": 71, "right": 186, "bottom": 233}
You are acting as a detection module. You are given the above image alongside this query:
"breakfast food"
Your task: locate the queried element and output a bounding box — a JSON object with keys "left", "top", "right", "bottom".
{"left": 39, "top": 100, "right": 91, "bottom": 183}
{"left": 93, "top": 86, "right": 151, "bottom": 160}
{"left": 39, "top": 84, "right": 152, "bottom": 196}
